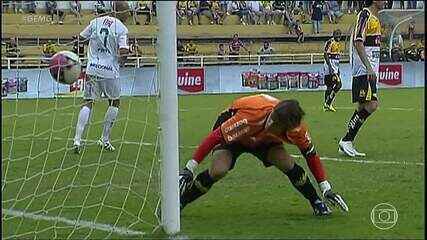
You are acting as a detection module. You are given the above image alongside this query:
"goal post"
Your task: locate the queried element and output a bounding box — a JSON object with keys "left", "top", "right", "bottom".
{"left": 157, "top": 1, "right": 180, "bottom": 235}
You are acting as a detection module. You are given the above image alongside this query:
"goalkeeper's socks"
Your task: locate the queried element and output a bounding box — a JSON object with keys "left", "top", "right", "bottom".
{"left": 285, "top": 164, "right": 320, "bottom": 203}
{"left": 181, "top": 170, "right": 215, "bottom": 208}
{"left": 342, "top": 108, "right": 371, "bottom": 142}
{"left": 101, "top": 106, "right": 118, "bottom": 143}
{"left": 74, "top": 106, "right": 91, "bottom": 144}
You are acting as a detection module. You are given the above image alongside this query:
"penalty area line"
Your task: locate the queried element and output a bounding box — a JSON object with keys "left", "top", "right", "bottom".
{"left": 290, "top": 154, "right": 424, "bottom": 166}
{"left": 2, "top": 209, "right": 145, "bottom": 236}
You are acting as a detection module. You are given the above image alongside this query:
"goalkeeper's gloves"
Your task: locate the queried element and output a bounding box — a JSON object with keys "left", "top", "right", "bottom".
{"left": 179, "top": 167, "right": 194, "bottom": 196}
{"left": 319, "top": 181, "right": 349, "bottom": 212}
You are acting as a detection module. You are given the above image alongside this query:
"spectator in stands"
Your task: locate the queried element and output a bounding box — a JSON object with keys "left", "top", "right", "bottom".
{"left": 94, "top": 0, "right": 107, "bottom": 15}
{"left": 385, "top": 0, "right": 393, "bottom": 9}
{"left": 217, "top": 43, "right": 227, "bottom": 60}
{"left": 261, "top": 0, "right": 274, "bottom": 25}
{"left": 237, "top": 0, "right": 251, "bottom": 25}
{"left": 198, "top": 0, "right": 215, "bottom": 24}
{"left": 408, "top": 20, "right": 415, "bottom": 41}
{"left": 5, "top": 37, "right": 21, "bottom": 60}
{"left": 177, "top": 40, "right": 186, "bottom": 57}
{"left": 419, "top": 48, "right": 425, "bottom": 61}
{"left": 46, "top": 1, "right": 65, "bottom": 25}
{"left": 70, "top": 1, "right": 82, "bottom": 25}
{"left": 326, "top": 0, "right": 343, "bottom": 24}
{"left": 138, "top": 1, "right": 153, "bottom": 25}
{"left": 404, "top": 43, "right": 420, "bottom": 61}
{"left": 293, "top": 1, "right": 308, "bottom": 24}
{"left": 228, "top": 33, "right": 249, "bottom": 60}
{"left": 72, "top": 35, "right": 85, "bottom": 58}
{"left": 187, "top": 1, "right": 199, "bottom": 25}
{"left": 129, "top": 1, "right": 141, "bottom": 25}
{"left": 42, "top": 40, "right": 59, "bottom": 62}
{"left": 26, "top": 1, "right": 36, "bottom": 14}
{"left": 311, "top": 0, "right": 323, "bottom": 34}
{"left": 131, "top": 40, "right": 143, "bottom": 57}
{"left": 283, "top": 5, "right": 296, "bottom": 34}
{"left": 177, "top": 1, "right": 188, "bottom": 24}
{"left": 227, "top": 1, "right": 240, "bottom": 22}
{"left": 11, "top": 1, "right": 24, "bottom": 13}
{"left": 272, "top": 0, "right": 286, "bottom": 25}
{"left": 294, "top": 19, "right": 304, "bottom": 43}
{"left": 211, "top": 0, "right": 225, "bottom": 24}
{"left": 184, "top": 41, "right": 199, "bottom": 55}
{"left": 248, "top": 1, "right": 263, "bottom": 25}
{"left": 258, "top": 41, "right": 275, "bottom": 62}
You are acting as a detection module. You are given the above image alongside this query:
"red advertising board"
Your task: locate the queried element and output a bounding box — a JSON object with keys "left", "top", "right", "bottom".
{"left": 379, "top": 64, "right": 402, "bottom": 86}
{"left": 177, "top": 68, "right": 205, "bottom": 92}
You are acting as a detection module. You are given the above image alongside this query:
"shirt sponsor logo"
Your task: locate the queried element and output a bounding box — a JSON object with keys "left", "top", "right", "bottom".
{"left": 223, "top": 118, "right": 248, "bottom": 134}
{"left": 89, "top": 63, "right": 113, "bottom": 71}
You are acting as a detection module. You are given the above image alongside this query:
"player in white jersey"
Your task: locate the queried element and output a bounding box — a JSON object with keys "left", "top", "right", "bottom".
{"left": 338, "top": 0, "right": 385, "bottom": 157}
{"left": 73, "top": 2, "right": 130, "bottom": 153}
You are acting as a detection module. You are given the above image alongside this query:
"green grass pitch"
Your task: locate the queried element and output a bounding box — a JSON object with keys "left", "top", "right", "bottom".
{"left": 2, "top": 88, "right": 424, "bottom": 239}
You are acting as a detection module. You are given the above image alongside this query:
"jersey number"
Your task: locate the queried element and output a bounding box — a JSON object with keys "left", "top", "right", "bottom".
{"left": 100, "top": 28, "right": 109, "bottom": 48}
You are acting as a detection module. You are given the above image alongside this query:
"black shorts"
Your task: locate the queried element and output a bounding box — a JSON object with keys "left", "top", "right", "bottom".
{"left": 324, "top": 73, "right": 341, "bottom": 88}
{"left": 351, "top": 75, "right": 378, "bottom": 103}
{"left": 213, "top": 142, "right": 282, "bottom": 170}
{"left": 211, "top": 109, "right": 281, "bottom": 170}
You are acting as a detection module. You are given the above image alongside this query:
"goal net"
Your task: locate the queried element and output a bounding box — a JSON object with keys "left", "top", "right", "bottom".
{"left": 2, "top": 46, "right": 163, "bottom": 239}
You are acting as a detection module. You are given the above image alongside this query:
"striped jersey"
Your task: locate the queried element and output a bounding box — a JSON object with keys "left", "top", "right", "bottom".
{"left": 351, "top": 7, "right": 381, "bottom": 77}
{"left": 323, "top": 38, "right": 342, "bottom": 75}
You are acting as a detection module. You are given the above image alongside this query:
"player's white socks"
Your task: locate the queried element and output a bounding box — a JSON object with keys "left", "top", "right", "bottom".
{"left": 74, "top": 106, "right": 91, "bottom": 145}
{"left": 101, "top": 106, "right": 119, "bottom": 143}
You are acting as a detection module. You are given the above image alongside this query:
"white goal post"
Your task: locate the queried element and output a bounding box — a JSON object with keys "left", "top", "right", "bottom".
{"left": 157, "top": 1, "right": 180, "bottom": 235}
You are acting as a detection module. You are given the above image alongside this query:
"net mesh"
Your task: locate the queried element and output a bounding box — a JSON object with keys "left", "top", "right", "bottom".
{"left": 2, "top": 60, "right": 161, "bottom": 239}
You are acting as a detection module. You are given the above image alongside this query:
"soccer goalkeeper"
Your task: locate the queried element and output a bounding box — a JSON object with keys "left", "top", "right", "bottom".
{"left": 179, "top": 94, "right": 348, "bottom": 216}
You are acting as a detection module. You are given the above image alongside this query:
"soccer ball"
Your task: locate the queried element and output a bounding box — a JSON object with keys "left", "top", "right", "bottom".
{"left": 49, "top": 51, "right": 82, "bottom": 85}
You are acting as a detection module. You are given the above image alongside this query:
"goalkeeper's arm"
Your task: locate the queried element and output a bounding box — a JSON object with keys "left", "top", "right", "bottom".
{"left": 184, "top": 127, "right": 225, "bottom": 174}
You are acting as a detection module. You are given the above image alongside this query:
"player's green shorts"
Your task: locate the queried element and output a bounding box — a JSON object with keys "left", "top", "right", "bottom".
{"left": 352, "top": 75, "right": 378, "bottom": 103}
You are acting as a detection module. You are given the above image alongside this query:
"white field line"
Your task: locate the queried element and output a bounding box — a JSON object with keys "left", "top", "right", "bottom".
{"left": 179, "top": 106, "right": 423, "bottom": 112}
{"left": 2, "top": 209, "right": 145, "bottom": 236}
{"left": 2, "top": 136, "right": 424, "bottom": 166}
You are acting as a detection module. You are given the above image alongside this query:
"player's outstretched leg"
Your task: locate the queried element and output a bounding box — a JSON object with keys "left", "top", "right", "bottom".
{"left": 269, "top": 146, "right": 331, "bottom": 216}
{"left": 98, "top": 99, "right": 119, "bottom": 152}
{"left": 73, "top": 101, "right": 92, "bottom": 154}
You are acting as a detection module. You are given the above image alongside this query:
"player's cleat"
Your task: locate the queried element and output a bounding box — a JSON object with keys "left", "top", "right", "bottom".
{"left": 73, "top": 142, "right": 82, "bottom": 154}
{"left": 311, "top": 199, "right": 332, "bottom": 216}
{"left": 323, "top": 103, "right": 336, "bottom": 112}
{"left": 179, "top": 167, "right": 194, "bottom": 197}
{"left": 338, "top": 139, "right": 356, "bottom": 157}
{"left": 338, "top": 139, "right": 366, "bottom": 157}
{"left": 324, "top": 190, "right": 349, "bottom": 212}
{"left": 97, "top": 139, "right": 116, "bottom": 152}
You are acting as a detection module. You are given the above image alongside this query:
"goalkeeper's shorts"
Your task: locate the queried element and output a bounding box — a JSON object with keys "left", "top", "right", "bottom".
{"left": 212, "top": 142, "right": 283, "bottom": 170}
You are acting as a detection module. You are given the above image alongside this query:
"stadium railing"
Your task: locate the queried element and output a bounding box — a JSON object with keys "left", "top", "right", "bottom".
{"left": 2, "top": 53, "right": 350, "bottom": 69}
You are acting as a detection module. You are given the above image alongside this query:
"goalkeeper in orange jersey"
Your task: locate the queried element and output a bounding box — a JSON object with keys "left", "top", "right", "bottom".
{"left": 179, "top": 94, "right": 348, "bottom": 216}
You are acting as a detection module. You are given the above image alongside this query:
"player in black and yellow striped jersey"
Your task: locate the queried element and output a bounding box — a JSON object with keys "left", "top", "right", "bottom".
{"left": 323, "top": 29, "right": 343, "bottom": 112}
{"left": 338, "top": 0, "right": 385, "bottom": 158}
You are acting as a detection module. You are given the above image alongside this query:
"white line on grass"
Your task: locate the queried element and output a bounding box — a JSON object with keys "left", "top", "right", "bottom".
{"left": 2, "top": 209, "right": 145, "bottom": 236}
{"left": 2, "top": 137, "right": 424, "bottom": 166}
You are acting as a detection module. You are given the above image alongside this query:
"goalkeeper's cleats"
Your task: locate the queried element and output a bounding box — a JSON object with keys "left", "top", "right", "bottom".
{"left": 97, "top": 139, "right": 116, "bottom": 152}
{"left": 179, "top": 167, "right": 194, "bottom": 197}
{"left": 338, "top": 139, "right": 366, "bottom": 157}
{"left": 324, "top": 190, "right": 349, "bottom": 212}
{"left": 310, "top": 199, "right": 332, "bottom": 216}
